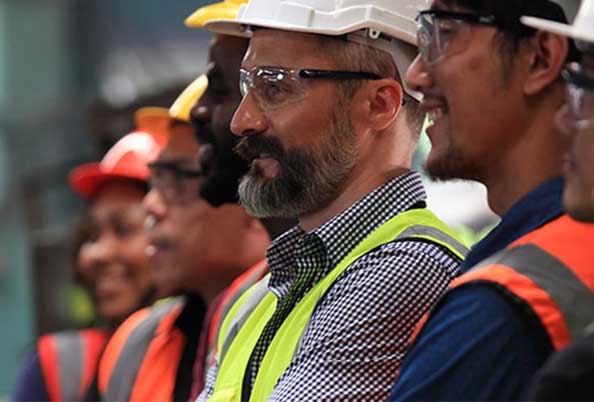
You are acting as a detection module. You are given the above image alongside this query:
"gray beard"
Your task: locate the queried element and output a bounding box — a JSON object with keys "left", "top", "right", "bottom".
{"left": 238, "top": 111, "right": 358, "bottom": 219}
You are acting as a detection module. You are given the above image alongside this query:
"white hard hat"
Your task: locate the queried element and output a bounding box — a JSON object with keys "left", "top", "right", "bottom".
{"left": 204, "top": 0, "right": 426, "bottom": 100}
{"left": 522, "top": 0, "right": 594, "bottom": 45}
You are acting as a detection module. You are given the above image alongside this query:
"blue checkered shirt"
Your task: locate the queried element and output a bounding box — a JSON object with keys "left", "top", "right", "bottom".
{"left": 198, "top": 171, "right": 462, "bottom": 401}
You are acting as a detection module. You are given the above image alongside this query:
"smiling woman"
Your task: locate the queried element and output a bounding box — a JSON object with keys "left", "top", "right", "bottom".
{"left": 77, "top": 181, "right": 153, "bottom": 324}
{"left": 12, "top": 130, "right": 165, "bottom": 402}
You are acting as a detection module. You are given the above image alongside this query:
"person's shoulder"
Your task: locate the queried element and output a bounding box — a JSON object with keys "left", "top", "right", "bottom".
{"left": 119, "top": 296, "right": 185, "bottom": 337}
{"left": 352, "top": 237, "right": 461, "bottom": 277}
{"left": 407, "top": 284, "right": 551, "bottom": 372}
{"left": 37, "top": 328, "right": 108, "bottom": 355}
{"left": 390, "top": 284, "right": 553, "bottom": 401}
{"left": 428, "top": 282, "right": 547, "bottom": 336}
{"left": 323, "top": 239, "right": 463, "bottom": 305}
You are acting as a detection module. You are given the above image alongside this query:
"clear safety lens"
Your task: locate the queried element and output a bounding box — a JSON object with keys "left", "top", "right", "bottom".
{"left": 555, "top": 103, "right": 575, "bottom": 136}
{"left": 417, "top": 13, "right": 473, "bottom": 65}
{"left": 567, "top": 83, "right": 594, "bottom": 129}
{"left": 562, "top": 63, "right": 594, "bottom": 131}
{"left": 148, "top": 162, "right": 202, "bottom": 204}
{"left": 239, "top": 67, "right": 305, "bottom": 110}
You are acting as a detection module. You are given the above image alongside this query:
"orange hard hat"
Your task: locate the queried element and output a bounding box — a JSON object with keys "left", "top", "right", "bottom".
{"left": 69, "top": 131, "right": 167, "bottom": 199}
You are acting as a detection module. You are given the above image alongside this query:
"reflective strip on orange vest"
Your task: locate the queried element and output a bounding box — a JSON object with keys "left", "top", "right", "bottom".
{"left": 453, "top": 215, "right": 594, "bottom": 350}
{"left": 38, "top": 329, "right": 109, "bottom": 401}
{"left": 101, "top": 298, "right": 184, "bottom": 401}
{"left": 128, "top": 303, "right": 185, "bottom": 401}
{"left": 99, "top": 308, "right": 152, "bottom": 395}
{"left": 79, "top": 329, "right": 110, "bottom": 398}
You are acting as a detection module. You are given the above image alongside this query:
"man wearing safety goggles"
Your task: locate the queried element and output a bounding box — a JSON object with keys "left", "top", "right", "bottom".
{"left": 390, "top": 1, "right": 594, "bottom": 401}
{"left": 192, "top": 1, "right": 470, "bottom": 401}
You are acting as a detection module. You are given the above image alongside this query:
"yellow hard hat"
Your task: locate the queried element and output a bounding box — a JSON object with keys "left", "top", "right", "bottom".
{"left": 133, "top": 73, "right": 208, "bottom": 137}
{"left": 185, "top": 0, "right": 248, "bottom": 28}
{"left": 169, "top": 74, "right": 208, "bottom": 122}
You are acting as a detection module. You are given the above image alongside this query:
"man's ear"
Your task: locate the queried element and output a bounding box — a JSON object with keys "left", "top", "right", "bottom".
{"left": 361, "top": 79, "right": 404, "bottom": 131}
{"left": 524, "top": 31, "right": 568, "bottom": 96}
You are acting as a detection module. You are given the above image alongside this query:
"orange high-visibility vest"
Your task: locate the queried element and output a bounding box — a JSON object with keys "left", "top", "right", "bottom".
{"left": 38, "top": 328, "right": 109, "bottom": 401}
{"left": 99, "top": 259, "right": 269, "bottom": 402}
{"left": 450, "top": 214, "right": 594, "bottom": 351}
{"left": 98, "top": 298, "right": 186, "bottom": 402}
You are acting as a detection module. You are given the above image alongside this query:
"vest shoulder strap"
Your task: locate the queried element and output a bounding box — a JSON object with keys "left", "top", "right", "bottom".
{"left": 208, "top": 260, "right": 268, "bottom": 370}
{"left": 454, "top": 215, "right": 594, "bottom": 349}
{"left": 102, "top": 298, "right": 184, "bottom": 401}
{"left": 38, "top": 329, "right": 108, "bottom": 401}
{"left": 218, "top": 276, "right": 271, "bottom": 364}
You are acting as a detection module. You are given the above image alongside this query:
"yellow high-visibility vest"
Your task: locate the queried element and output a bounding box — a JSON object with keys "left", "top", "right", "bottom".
{"left": 209, "top": 208, "right": 468, "bottom": 402}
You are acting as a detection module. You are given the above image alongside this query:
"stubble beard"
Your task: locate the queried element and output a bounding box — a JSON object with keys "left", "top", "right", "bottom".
{"left": 425, "top": 137, "right": 485, "bottom": 183}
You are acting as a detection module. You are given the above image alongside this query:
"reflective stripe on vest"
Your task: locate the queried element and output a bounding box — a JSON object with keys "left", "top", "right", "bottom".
{"left": 38, "top": 329, "right": 109, "bottom": 401}
{"left": 208, "top": 260, "right": 268, "bottom": 369}
{"left": 209, "top": 208, "right": 468, "bottom": 402}
{"left": 101, "top": 298, "right": 184, "bottom": 401}
{"left": 217, "top": 276, "right": 271, "bottom": 364}
{"left": 452, "top": 214, "right": 594, "bottom": 350}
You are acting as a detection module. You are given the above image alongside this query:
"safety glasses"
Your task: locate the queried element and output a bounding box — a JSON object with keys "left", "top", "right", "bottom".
{"left": 147, "top": 161, "right": 203, "bottom": 204}
{"left": 416, "top": 10, "right": 501, "bottom": 65}
{"left": 239, "top": 66, "right": 382, "bottom": 110}
{"left": 557, "top": 62, "right": 594, "bottom": 133}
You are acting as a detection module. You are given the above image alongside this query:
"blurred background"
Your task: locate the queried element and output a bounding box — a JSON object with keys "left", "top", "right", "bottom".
{"left": 0, "top": 0, "right": 498, "bottom": 398}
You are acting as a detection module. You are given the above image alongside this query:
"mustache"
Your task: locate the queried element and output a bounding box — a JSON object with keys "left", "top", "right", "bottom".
{"left": 234, "top": 135, "right": 286, "bottom": 162}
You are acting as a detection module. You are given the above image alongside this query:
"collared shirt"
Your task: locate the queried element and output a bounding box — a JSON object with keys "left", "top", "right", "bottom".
{"left": 389, "top": 177, "right": 564, "bottom": 401}
{"left": 198, "top": 171, "right": 462, "bottom": 401}
{"left": 460, "top": 177, "right": 564, "bottom": 271}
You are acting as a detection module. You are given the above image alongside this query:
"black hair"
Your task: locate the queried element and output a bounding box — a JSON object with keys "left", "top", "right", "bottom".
{"left": 442, "top": 0, "right": 581, "bottom": 62}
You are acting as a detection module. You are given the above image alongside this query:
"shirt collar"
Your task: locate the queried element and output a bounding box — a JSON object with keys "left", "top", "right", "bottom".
{"left": 266, "top": 171, "right": 427, "bottom": 289}
{"left": 313, "top": 171, "right": 427, "bottom": 269}
{"left": 460, "top": 176, "right": 564, "bottom": 271}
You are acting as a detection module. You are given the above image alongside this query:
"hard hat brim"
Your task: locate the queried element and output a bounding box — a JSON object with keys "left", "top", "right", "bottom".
{"left": 185, "top": 3, "right": 241, "bottom": 28}
{"left": 204, "top": 17, "right": 417, "bottom": 45}
{"left": 69, "top": 163, "right": 147, "bottom": 200}
{"left": 521, "top": 16, "right": 594, "bottom": 44}
{"left": 169, "top": 74, "right": 208, "bottom": 122}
